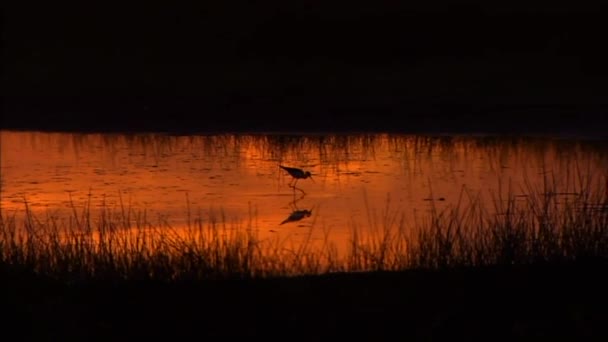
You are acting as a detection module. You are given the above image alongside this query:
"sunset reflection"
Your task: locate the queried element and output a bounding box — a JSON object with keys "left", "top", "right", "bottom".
{"left": 2, "top": 131, "right": 607, "bottom": 257}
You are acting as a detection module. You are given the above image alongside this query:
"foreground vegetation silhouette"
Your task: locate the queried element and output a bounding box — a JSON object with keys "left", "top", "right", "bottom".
{"left": 2, "top": 176, "right": 607, "bottom": 339}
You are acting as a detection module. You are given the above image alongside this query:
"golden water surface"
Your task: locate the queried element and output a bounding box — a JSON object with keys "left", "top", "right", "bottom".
{"left": 1, "top": 131, "right": 607, "bottom": 254}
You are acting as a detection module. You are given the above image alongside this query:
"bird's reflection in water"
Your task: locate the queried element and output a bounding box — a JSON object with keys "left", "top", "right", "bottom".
{"left": 280, "top": 209, "right": 312, "bottom": 225}
{"left": 280, "top": 190, "right": 313, "bottom": 225}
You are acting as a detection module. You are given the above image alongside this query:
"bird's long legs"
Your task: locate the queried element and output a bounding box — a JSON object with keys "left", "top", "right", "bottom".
{"left": 289, "top": 190, "right": 305, "bottom": 211}
{"left": 289, "top": 178, "right": 305, "bottom": 194}
{"left": 287, "top": 178, "right": 299, "bottom": 188}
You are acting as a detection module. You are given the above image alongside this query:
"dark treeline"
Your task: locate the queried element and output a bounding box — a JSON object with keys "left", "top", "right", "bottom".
{"left": 3, "top": 1, "right": 607, "bottom": 133}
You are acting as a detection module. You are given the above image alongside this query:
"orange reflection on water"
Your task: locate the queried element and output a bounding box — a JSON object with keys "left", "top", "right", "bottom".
{"left": 1, "top": 131, "right": 607, "bottom": 257}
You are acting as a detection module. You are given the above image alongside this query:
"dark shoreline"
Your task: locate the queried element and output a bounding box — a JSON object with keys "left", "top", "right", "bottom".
{"left": 4, "top": 261, "right": 608, "bottom": 340}
{"left": 3, "top": 97, "right": 608, "bottom": 139}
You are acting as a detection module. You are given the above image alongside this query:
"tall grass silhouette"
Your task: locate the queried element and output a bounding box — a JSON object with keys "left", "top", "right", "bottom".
{"left": 2, "top": 170, "right": 606, "bottom": 283}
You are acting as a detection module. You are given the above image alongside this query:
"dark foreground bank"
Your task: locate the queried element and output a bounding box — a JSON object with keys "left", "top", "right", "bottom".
{"left": 4, "top": 261, "right": 608, "bottom": 341}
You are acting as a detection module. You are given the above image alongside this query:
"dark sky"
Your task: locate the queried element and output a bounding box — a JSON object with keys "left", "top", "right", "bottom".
{"left": 3, "top": 1, "right": 607, "bottom": 132}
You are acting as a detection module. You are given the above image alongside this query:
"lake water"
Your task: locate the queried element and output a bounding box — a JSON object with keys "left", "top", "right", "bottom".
{"left": 1, "top": 130, "right": 607, "bottom": 255}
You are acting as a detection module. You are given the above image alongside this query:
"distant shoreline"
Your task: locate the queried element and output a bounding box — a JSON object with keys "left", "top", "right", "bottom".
{"left": 3, "top": 97, "right": 607, "bottom": 139}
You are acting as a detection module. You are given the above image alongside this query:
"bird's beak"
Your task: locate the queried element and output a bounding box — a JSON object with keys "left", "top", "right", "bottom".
{"left": 310, "top": 175, "right": 315, "bottom": 183}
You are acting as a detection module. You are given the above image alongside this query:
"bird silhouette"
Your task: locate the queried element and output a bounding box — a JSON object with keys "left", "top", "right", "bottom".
{"left": 279, "top": 165, "right": 314, "bottom": 190}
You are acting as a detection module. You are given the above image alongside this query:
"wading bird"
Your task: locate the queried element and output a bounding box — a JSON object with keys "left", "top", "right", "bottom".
{"left": 279, "top": 165, "right": 314, "bottom": 189}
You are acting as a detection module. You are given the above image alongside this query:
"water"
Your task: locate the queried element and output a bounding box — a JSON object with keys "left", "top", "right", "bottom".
{"left": 1, "top": 130, "right": 607, "bottom": 254}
